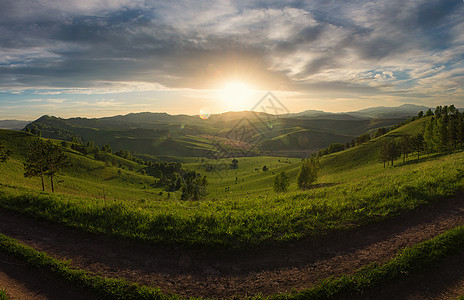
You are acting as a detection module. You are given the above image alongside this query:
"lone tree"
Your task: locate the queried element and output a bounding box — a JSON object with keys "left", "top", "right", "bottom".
{"left": 24, "top": 139, "right": 70, "bottom": 192}
{"left": 24, "top": 140, "right": 48, "bottom": 191}
{"left": 181, "top": 171, "right": 208, "bottom": 200}
{"left": 274, "top": 171, "right": 290, "bottom": 193}
{"left": 230, "top": 159, "right": 239, "bottom": 169}
{"left": 0, "top": 143, "right": 12, "bottom": 163}
{"left": 297, "top": 158, "right": 318, "bottom": 190}
{"left": 45, "top": 140, "right": 71, "bottom": 192}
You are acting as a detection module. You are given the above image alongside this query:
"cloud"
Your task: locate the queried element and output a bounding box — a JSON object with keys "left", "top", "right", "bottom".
{"left": 0, "top": 0, "right": 463, "bottom": 118}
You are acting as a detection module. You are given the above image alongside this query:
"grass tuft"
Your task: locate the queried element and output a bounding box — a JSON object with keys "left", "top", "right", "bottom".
{"left": 0, "top": 289, "right": 9, "bottom": 300}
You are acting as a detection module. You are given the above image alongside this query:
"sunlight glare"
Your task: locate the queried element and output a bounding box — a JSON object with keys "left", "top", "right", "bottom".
{"left": 220, "top": 81, "right": 255, "bottom": 111}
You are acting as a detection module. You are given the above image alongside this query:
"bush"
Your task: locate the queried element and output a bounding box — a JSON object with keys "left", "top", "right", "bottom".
{"left": 297, "top": 158, "right": 318, "bottom": 190}
{"left": 274, "top": 171, "right": 290, "bottom": 193}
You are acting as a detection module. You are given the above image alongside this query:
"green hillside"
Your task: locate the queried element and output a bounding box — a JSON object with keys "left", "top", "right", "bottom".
{"left": 24, "top": 113, "right": 407, "bottom": 158}
{"left": 0, "top": 130, "right": 163, "bottom": 201}
{"left": 1, "top": 114, "right": 463, "bottom": 250}
{"left": 320, "top": 116, "right": 429, "bottom": 174}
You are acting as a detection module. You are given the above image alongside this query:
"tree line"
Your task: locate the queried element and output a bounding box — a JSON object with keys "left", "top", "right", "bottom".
{"left": 379, "top": 105, "right": 463, "bottom": 167}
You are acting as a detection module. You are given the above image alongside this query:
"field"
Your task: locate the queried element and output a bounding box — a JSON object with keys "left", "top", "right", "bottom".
{"left": 1, "top": 116, "right": 464, "bottom": 298}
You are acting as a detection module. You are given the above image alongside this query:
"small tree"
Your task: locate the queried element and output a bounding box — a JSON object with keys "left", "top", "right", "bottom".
{"left": 297, "top": 158, "right": 318, "bottom": 190}
{"left": 374, "top": 127, "right": 388, "bottom": 138}
{"left": 44, "top": 140, "right": 71, "bottom": 192}
{"left": 102, "top": 144, "right": 112, "bottom": 153}
{"left": 230, "top": 159, "right": 239, "bottom": 169}
{"left": 181, "top": 173, "right": 208, "bottom": 200}
{"left": 274, "top": 171, "right": 290, "bottom": 193}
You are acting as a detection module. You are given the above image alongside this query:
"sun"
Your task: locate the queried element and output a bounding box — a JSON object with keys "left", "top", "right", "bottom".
{"left": 220, "top": 81, "right": 255, "bottom": 111}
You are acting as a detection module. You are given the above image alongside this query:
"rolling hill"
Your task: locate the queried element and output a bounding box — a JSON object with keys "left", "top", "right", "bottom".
{"left": 2, "top": 113, "right": 464, "bottom": 298}
{"left": 22, "top": 104, "right": 423, "bottom": 158}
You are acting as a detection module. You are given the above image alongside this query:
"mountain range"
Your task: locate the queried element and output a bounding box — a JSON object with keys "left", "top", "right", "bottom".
{"left": 11, "top": 104, "right": 430, "bottom": 158}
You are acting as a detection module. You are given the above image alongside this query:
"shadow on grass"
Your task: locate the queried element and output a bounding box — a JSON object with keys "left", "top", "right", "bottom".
{"left": 396, "top": 151, "right": 462, "bottom": 167}
{"left": 90, "top": 166, "right": 106, "bottom": 171}
{"left": 309, "top": 182, "right": 340, "bottom": 189}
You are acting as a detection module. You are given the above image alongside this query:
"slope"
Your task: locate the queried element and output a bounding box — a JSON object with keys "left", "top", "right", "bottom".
{"left": 24, "top": 112, "right": 409, "bottom": 158}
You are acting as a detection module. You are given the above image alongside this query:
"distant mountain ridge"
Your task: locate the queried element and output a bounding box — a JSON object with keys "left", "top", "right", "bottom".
{"left": 348, "top": 104, "right": 431, "bottom": 118}
{"left": 19, "top": 103, "right": 428, "bottom": 158}
{"left": 0, "top": 120, "right": 31, "bottom": 130}
{"left": 292, "top": 104, "right": 430, "bottom": 119}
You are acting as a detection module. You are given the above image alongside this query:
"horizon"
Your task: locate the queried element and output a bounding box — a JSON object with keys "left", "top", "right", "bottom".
{"left": 1, "top": 1, "right": 464, "bottom": 120}
{"left": 0, "top": 102, "right": 436, "bottom": 122}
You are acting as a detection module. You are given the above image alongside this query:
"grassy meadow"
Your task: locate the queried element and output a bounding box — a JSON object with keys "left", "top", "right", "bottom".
{"left": 0, "top": 116, "right": 463, "bottom": 249}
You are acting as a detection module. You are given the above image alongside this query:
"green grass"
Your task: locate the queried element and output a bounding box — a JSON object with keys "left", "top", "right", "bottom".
{"left": 1, "top": 116, "right": 464, "bottom": 249}
{"left": 0, "top": 289, "right": 9, "bottom": 300}
{"left": 1, "top": 148, "right": 463, "bottom": 249}
{"left": 320, "top": 116, "right": 428, "bottom": 174}
{"left": 0, "top": 234, "right": 176, "bottom": 300}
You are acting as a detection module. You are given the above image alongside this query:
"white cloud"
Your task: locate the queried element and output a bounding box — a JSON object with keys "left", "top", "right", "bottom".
{"left": 46, "top": 99, "right": 67, "bottom": 103}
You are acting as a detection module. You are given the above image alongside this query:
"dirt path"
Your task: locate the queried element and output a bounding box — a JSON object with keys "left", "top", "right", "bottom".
{"left": 354, "top": 251, "right": 464, "bottom": 300}
{"left": 1, "top": 193, "right": 464, "bottom": 298}
{"left": 0, "top": 253, "right": 94, "bottom": 300}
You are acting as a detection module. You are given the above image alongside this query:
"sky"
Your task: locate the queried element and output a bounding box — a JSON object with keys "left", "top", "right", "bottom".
{"left": 1, "top": 0, "right": 464, "bottom": 120}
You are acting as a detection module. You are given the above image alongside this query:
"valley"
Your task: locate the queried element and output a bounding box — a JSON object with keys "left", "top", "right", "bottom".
{"left": 1, "top": 105, "right": 464, "bottom": 299}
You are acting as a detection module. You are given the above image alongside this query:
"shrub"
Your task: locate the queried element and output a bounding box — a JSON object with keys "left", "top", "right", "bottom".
{"left": 297, "top": 158, "right": 318, "bottom": 190}
{"left": 274, "top": 171, "right": 290, "bottom": 193}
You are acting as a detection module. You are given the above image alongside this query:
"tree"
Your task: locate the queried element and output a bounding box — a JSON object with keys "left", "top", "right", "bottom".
{"left": 448, "top": 115, "right": 458, "bottom": 150}
{"left": 374, "top": 127, "right": 388, "bottom": 138}
{"left": 297, "top": 158, "right": 318, "bottom": 190}
{"left": 274, "top": 171, "right": 290, "bottom": 193}
{"left": 435, "top": 106, "right": 442, "bottom": 118}
{"left": 102, "top": 144, "right": 112, "bottom": 153}
{"left": 417, "top": 111, "right": 424, "bottom": 118}
{"left": 230, "top": 159, "right": 239, "bottom": 169}
{"left": 423, "top": 117, "right": 436, "bottom": 154}
{"left": 0, "top": 143, "right": 12, "bottom": 163}
{"left": 399, "top": 135, "right": 412, "bottom": 163}
{"left": 425, "top": 108, "right": 434, "bottom": 117}
{"left": 181, "top": 172, "right": 208, "bottom": 200}
{"left": 356, "top": 133, "right": 371, "bottom": 145}
{"left": 327, "top": 143, "right": 345, "bottom": 154}
{"left": 44, "top": 140, "right": 71, "bottom": 192}
{"left": 24, "top": 140, "right": 48, "bottom": 191}
{"left": 24, "top": 140, "right": 70, "bottom": 192}
{"left": 435, "top": 117, "right": 448, "bottom": 152}
{"left": 167, "top": 172, "right": 183, "bottom": 192}
{"left": 379, "top": 141, "right": 389, "bottom": 168}
{"left": 411, "top": 133, "right": 424, "bottom": 160}
{"left": 458, "top": 112, "right": 464, "bottom": 149}
{"left": 380, "top": 140, "right": 400, "bottom": 167}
